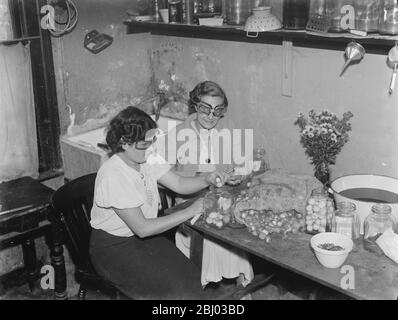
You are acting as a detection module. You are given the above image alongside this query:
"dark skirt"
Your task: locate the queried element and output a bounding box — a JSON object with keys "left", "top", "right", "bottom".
{"left": 89, "top": 228, "right": 211, "bottom": 300}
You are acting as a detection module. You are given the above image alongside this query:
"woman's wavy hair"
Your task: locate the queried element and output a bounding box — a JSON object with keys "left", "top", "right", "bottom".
{"left": 106, "top": 106, "right": 157, "bottom": 155}
{"left": 188, "top": 81, "right": 228, "bottom": 115}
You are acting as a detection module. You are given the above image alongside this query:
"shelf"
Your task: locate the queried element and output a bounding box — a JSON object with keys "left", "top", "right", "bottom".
{"left": 125, "top": 20, "right": 398, "bottom": 55}
{"left": 0, "top": 36, "right": 41, "bottom": 45}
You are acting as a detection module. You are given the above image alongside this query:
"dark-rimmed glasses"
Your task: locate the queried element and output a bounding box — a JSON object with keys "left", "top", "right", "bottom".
{"left": 195, "top": 101, "right": 226, "bottom": 117}
{"left": 120, "top": 128, "right": 160, "bottom": 150}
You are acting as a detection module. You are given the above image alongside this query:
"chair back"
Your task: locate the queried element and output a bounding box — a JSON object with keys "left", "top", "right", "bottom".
{"left": 50, "top": 173, "right": 97, "bottom": 273}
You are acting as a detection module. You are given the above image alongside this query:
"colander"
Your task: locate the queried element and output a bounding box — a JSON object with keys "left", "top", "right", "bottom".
{"left": 244, "top": 6, "right": 282, "bottom": 38}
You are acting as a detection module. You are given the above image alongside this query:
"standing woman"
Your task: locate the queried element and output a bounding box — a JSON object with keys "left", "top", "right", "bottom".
{"left": 89, "top": 106, "right": 229, "bottom": 300}
{"left": 161, "top": 81, "right": 254, "bottom": 287}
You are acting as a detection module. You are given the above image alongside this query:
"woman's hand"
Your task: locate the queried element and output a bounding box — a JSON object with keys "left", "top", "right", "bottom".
{"left": 205, "top": 171, "right": 230, "bottom": 188}
{"left": 186, "top": 197, "right": 204, "bottom": 218}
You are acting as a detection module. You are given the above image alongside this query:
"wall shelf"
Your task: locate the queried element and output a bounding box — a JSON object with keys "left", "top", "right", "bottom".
{"left": 125, "top": 20, "right": 398, "bottom": 55}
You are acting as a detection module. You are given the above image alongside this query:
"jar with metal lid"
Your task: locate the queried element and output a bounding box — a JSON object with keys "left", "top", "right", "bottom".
{"left": 253, "top": 147, "right": 269, "bottom": 173}
{"left": 354, "top": 0, "right": 379, "bottom": 33}
{"left": 364, "top": 203, "right": 397, "bottom": 254}
{"left": 305, "top": 187, "right": 335, "bottom": 234}
{"left": 332, "top": 202, "right": 361, "bottom": 241}
{"left": 378, "top": 0, "right": 398, "bottom": 35}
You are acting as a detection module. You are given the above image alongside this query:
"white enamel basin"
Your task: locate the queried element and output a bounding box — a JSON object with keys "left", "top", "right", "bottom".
{"left": 330, "top": 174, "right": 398, "bottom": 234}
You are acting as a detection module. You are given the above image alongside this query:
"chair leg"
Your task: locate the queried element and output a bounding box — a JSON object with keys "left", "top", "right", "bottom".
{"left": 78, "top": 285, "right": 87, "bottom": 300}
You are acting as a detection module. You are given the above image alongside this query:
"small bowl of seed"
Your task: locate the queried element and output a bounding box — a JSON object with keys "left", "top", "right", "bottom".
{"left": 310, "top": 232, "right": 354, "bottom": 268}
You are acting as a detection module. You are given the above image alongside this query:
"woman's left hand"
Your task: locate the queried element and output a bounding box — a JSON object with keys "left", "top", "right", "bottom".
{"left": 205, "top": 171, "right": 230, "bottom": 188}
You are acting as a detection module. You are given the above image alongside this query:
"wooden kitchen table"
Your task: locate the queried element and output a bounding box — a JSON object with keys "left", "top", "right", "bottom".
{"left": 0, "top": 177, "right": 67, "bottom": 299}
{"left": 183, "top": 218, "right": 398, "bottom": 300}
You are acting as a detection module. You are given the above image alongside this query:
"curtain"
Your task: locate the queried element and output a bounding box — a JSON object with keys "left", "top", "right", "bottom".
{"left": 0, "top": 43, "right": 38, "bottom": 182}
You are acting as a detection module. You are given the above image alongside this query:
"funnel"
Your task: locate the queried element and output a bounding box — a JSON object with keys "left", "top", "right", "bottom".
{"left": 340, "top": 42, "right": 365, "bottom": 76}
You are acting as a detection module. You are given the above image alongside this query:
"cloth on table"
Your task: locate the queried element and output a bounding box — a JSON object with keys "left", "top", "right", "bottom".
{"left": 175, "top": 229, "right": 254, "bottom": 287}
{"left": 200, "top": 236, "right": 254, "bottom": 287}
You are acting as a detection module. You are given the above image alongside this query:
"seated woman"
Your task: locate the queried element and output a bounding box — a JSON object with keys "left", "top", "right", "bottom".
{"left": 89, "top": 106, "right": 230, "bottom": 300}
{"left": 159, "top": 81, "right": 254, "bottom": 287}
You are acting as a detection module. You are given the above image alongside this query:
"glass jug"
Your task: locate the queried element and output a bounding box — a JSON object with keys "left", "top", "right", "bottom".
{"left": 378, "top": 0, "right": 398, "bottom": 35}
{"left": 364, "top": 203, "right": 397, "bottom": 255}
{"left": 326, "top": 0, "right": 355, "bottom": 32}
{"left": 283, "top": 0, "right": 310, "bottom": 29}
{"left": 355, "top": 0, "right": 379, "bottom": 33}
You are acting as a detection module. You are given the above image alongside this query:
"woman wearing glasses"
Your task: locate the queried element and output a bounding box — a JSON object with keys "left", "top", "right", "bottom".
{"left": 89, "top": 106, "right": 230, "bottom": 299}
{"left": 162, "top": 81, "right": 254, "bottom": 289}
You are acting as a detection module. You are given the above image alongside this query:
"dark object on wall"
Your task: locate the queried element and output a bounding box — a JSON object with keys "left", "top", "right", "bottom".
{"left": 84, "top": 30, "right": 113, "bottom": 54}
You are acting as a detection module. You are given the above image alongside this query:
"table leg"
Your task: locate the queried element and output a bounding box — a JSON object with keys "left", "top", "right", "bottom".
{"left": 48, "top": 211, "right": 67, "bottom": 300}
{"left": 22, "top": 239, "right": 37, "bottom": 292}
{"left": 190, "top": 229, "right": 204, "bottom": 269}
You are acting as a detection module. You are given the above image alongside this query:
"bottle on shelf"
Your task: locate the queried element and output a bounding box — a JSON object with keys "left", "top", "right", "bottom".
{"left": 378, "top": 0, "right": 398, "bottom": 35}
{"left": 282, "top": 0, "right": 310, "bottom": 30}
{"left": 169, "top": 0, "right": 184, "bottom": 23}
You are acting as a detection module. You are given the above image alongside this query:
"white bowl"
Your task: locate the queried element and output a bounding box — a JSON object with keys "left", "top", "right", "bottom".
{"left": 199, "top": 18, "right": 224, "bottom": 26}
{"left": 310, "top": 232, "right": 353, "bottom": 268}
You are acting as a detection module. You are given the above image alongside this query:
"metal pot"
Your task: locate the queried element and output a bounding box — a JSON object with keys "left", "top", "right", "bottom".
{"left": 225, "top": 0, "right": 253, "bottom": 25}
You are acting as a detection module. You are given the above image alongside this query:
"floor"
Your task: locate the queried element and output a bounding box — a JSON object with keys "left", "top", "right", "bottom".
{"left": 0, "top": 258, "right": 349, "bottom": 300}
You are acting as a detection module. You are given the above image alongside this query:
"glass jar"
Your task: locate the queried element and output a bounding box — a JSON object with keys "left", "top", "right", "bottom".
{"left": 309, "top": 0, "right": 326, "bottom": 16}
{"left": 364, "top": 203, "right": 397, "bottom": 254}
{"left": 354, "top": 0, "right": 379, "bottom": 32}
{"left": 283, "top": 0, "right": 310, "bottom": 30}
{"left": 203, "top": 190, "right": 234, "bottom": 228}
{"left": 378, "top": 0, "right": 398, "bottom": 35}
{"left": 325, "top": 0, "right": 354, "bottom": 32}
{"left": 253, "top": 148, "right": 269, "bottom": 173}
{"left": 305, "top": 187, "right": 335, "bottom": 234}
{"left": 332, "top": 202, "right": 361, "bottom": 241}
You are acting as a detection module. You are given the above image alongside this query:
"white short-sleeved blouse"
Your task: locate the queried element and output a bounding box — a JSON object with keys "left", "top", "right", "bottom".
{"left": 90, "top": 154, "right": 170, "bottom": 237}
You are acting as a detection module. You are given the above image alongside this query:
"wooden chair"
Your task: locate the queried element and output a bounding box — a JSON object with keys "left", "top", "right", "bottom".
{"left": 50, "top": 173, "right": 123, "bottom": 300}
{"left": 50, "top": 173, "right": 176, "bottom": 300}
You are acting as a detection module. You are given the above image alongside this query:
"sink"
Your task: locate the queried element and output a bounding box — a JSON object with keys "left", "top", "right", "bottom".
{"left": 63, "top": 115, "right": 182, "bottom": 151}
{"left": 60, "top": 115, "right": 182, "bottom": 180}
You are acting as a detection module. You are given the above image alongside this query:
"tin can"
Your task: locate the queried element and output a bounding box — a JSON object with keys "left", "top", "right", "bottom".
{"left": 169, "top": 0, "right": 183, "bottom": 23}
{"left": 184, "top": 0, "right": 194, "bottom": 24}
